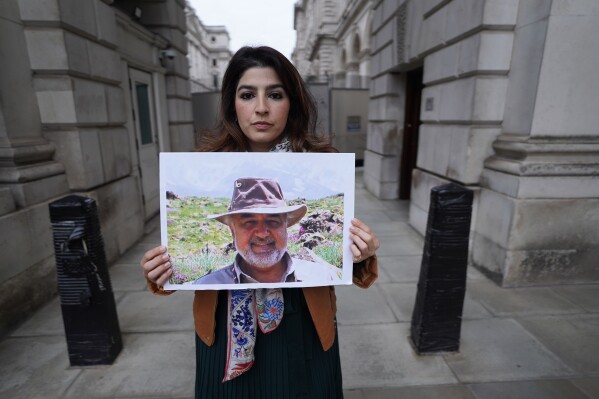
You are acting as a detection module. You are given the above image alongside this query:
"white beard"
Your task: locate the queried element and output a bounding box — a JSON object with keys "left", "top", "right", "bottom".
{"left": 238, "top": 243, "right": 286, "bottom": 268}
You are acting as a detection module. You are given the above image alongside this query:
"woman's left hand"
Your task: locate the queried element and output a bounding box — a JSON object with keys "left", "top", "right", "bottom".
{"left": 349, "top": 218, "right": 380, "bottom": 263}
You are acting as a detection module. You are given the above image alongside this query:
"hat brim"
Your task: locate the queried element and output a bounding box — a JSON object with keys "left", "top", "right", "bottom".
{"left": 208, "top": 204, "right": 308, "bottom": 227}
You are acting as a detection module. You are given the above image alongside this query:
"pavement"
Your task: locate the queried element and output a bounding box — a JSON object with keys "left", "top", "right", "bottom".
{"left": 1, "top": 169, "right": 599, "bottom": 399}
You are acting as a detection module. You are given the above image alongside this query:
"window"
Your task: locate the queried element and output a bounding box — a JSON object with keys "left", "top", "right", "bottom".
{"left": 135, "top": 83, "right": 153, "bottom": 144}
{"left": 212, "top": 59, "right": 217, "bottom": 66}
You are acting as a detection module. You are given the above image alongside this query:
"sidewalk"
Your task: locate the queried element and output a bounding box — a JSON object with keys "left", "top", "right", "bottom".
{"left": 1, "top": 170, "right": 599, "bottom": 398}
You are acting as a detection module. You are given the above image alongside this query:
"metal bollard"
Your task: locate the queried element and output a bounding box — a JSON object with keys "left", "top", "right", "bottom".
{"left": 49, "top": 195, "right": 122, "bottom": 366}
{"left": 410, "top": 183, "right": 473, "bottom": 354}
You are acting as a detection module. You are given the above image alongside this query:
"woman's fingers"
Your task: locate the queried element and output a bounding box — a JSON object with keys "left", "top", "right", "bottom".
{"left": 140, "top": 245, "right": 172, "bottom": 284}
{"left": 349, "top": 218, "right": 380, "bottom": 262}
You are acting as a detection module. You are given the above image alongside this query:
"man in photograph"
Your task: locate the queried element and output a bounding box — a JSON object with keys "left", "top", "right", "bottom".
{"left": 194, "top": 177, "right": 341, "bottom": 284}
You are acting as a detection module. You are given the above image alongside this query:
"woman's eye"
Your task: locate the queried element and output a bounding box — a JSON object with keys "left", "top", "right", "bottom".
{"left": 239, "top": 92, "right": 254, "bottom": 100}
{"left": 269, "top": 92, "right": 284, "bottom": 100}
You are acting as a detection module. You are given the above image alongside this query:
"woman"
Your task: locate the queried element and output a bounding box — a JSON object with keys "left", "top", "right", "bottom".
{"left": 140, "top": 46, "right": 380, "bottom": 398}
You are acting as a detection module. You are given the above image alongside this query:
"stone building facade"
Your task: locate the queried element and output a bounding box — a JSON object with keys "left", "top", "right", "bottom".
{"left": 0, "top": 0, "right": 195, "bottom": 336}
{"left": 294, "top": 0, "right": 599, "bottom": 287}
{"left": 293, "top": 0, "right": 373, "bottom": 89}
{"left": 185, "top": 3, "right": 231, "bottom": 93}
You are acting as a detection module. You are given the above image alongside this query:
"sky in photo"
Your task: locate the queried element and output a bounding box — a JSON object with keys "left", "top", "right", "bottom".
{"left": 161, "top": 153, "right": 355, "bottom": 200}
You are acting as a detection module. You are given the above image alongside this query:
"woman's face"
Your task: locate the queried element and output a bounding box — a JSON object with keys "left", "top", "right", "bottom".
{"left": 234, "top": 67, "right": 290, "bottom": 152}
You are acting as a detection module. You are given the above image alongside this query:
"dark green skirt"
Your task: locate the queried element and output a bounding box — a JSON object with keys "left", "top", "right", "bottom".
{"left": 195, "top": 289, "right": 343, "bottom": 398}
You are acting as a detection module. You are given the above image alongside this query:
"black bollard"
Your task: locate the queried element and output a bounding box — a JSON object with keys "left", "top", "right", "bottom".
{"left": 410, "top": 183, "right": 473, "bottom": 354}
{"left": 49, "top": 195, "right": 122, "bottom": 366}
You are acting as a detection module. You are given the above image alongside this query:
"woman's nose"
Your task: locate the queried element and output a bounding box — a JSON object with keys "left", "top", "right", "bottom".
{"left": 255, "top": 95, "right": 268, "bottom": 114}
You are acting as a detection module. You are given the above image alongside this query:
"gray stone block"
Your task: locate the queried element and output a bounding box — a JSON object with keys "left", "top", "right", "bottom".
{"left": 444, "top": 318, "right": 574, "bottom": 382}
{"left": 117, "top": 292, "right": 194, "bottom": 332}
{"left": 357, "top": 384, "right": 476, "bottom": 399}
{"left": 466, "top": 280, "right": 584, "bottom": 317}
{"left": 367, "top": 122, "right": 400, "bottom": 155}
{"left": 0, "top": 187, "right": 15, "bottom": 216}
{"left": 88, "top": 41, "right": 120, "bottom": 82}
{"left": 105, "top": 85, "right": 126, "bottom": 124}
{"left": 550, "top": 285, "right": 599, "bottom": 312}
{"left": 518, "top": 315, "right": 599, "bottom": 374}
{"left": 95, "top": 0, "right": 117, "bottom": 46}
{"left": 63, "top": 31, "right": 90, "bottom": 74}
{"left": 0, "top": 201, "right": 56, "bottom": 281}
{"left": 85, "top": 176, "right": 144, "bottom": 262}
{"left": 44, "top": 129, "right": 104, "bottom": 189}
{"left": 18, "top": 0, "right": 60, "bottom": 21}
{"left": 339, "top": 323, "right": 457, "bottom": 389}
{"left": 73, "top": 78, "right": 108, "bottom": 124}
{"left": 336, "top": 285, "right": 398, "bottom": 325}
{"left": 62, "top": 333, "right": 195, "bottom": 398}
{"left": 0, "top": 335, "right": 80, "bottom": 399}
{"left": 99, "top": 128, "right": 131, "bottom": 182}
{"left": 59, "top": 0, "right": 97, "bottom": 38}
{"left": 468, "top": 379, "right": 589, "bottom": 399}
{"left": 482, "top": 0, "right": 519, "bottom": 25}
{"left": 571, "top": 378, "right": 599, "bottom": 399}
{"left": 24, "top": 28, "right": 68, "bottom": 70}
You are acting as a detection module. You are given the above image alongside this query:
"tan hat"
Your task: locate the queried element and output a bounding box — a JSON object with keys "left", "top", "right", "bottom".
{"left": 208, "top": 177, "right": 307, "bottom": 226}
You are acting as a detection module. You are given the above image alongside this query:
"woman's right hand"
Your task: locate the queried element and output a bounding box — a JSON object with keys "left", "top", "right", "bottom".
{"left": 140, "top": 245, "right": 172, "bottom": 287}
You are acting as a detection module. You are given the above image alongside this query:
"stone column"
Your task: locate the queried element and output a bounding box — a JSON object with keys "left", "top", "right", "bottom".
{"left": 364, "top": 72, "right": 404, "bottom": 199}
{"left": 0, "top": 0, "right": 69, "bottom": 209}
{"left": 473, "top": 1, "right": 599, "bottom": 286}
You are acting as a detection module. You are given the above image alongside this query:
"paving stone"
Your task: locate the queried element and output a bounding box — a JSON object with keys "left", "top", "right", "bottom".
{"left": 10, "top": 296, "right": 64, "bottom": 337}
{"left": 109, "top": 262, "right": 147, "bottom": 292}
{"left": 379, "top": 255, "right": 422, "bottom": 283}
{"left": 550, "top": 285, "right": 599, "bottom": 312}
{"left": 570, "top": 378, "right": 599, "bottom": 399}
{"left": 117, "top": 291, "right": 195, "bottom": 332}
{"left": 380, "top": 283, "right": 492, "bottom": 323}
{"left": 336, "top": 284, "right": 397, "bottom": 325}
{"left": 466, "top": 280, "right": 585, "bottom": 316}
{"left": 368, "top": 221, "right": 422, "bottom": 237}
{"left": 444, "top": 318, "right": 575, "bottom": 383}
{"left": 467, "top": 379, "right": 589, "bottom": 399}
{"left": 11, "top": 292, "right": 125, "bottom": 338}
{"left": 517, "top": 315, "right": 599, "bottom": 374}
{"left": 343, "top": 389, "right": 366, "bottom": 399}
{"left": 360, "top": 384, "right": 476, "bottom": 399}
{"left": 376, "top": 234, "right": 424, "bottom": 257}
{"left": 356, "top": 209, "right": 395, "bottom": 223}
{"left": 63, "top": 332, "right": 195, "bottom": 398}
{"left": 0, "top": 335, "right": 81, "bottom": 399}
{"left": 339, "top": 323, "right": 457, "bottom": 389}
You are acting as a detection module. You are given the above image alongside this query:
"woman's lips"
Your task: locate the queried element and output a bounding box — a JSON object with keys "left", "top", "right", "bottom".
{"left": 252, "top": 122, "right": 272, "bottom": 130}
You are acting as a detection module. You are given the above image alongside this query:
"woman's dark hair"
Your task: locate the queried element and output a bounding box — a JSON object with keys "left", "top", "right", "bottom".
{"left": 197, "top": 46, "right": 335, "bottom": 153}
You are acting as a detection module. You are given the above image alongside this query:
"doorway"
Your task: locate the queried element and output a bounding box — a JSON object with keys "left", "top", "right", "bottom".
{"left": 399, "top": 67, "right": 424, "bottom": 199}
{"left": 129, "top": 68, "right": 160, "bottom": 220}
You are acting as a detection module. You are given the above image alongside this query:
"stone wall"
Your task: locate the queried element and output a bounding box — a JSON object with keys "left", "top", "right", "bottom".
{"left": 0, "top": 0, "right": 194, "bottom": 337}
{"left": 364, "top": 0, "right": 599, "bottom": 286}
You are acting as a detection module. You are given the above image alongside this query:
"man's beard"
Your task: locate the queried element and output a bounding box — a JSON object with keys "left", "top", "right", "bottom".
{"left": 238, "top": 240, "right": 286, "bottom": 269}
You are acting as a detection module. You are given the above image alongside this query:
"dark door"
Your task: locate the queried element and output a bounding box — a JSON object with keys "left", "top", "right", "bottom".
{"left": 399, "top": 67, "right": 424, "bottom": 199}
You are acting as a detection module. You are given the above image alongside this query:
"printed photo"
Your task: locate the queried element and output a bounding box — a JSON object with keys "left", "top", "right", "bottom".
{"left": 160, "top": 152, "right": 355, "bottom": 290}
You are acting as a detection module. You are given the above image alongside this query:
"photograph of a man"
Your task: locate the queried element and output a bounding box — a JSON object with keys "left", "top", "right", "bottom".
{"left": 195, "top": 177, "right": 341, "bottom": 284}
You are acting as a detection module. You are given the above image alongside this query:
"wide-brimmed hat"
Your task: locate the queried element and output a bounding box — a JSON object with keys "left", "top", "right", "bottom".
{"left": 208, "top": 177, "right": 307, "bottom": 226}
